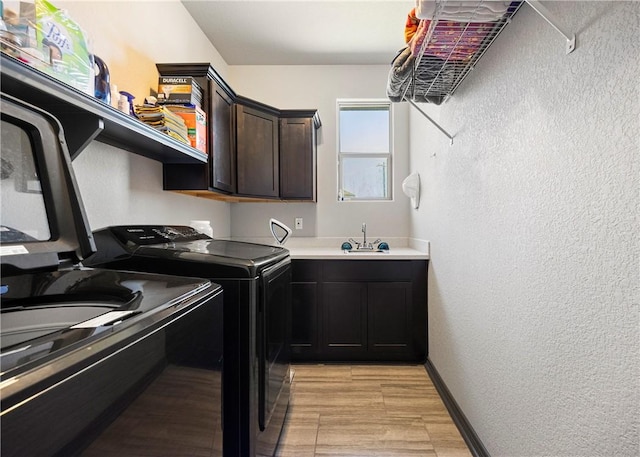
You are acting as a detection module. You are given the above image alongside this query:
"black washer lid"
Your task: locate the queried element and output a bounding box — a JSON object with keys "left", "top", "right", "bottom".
{"left": 0, "top": 93, "right": 95, "bottom": 276}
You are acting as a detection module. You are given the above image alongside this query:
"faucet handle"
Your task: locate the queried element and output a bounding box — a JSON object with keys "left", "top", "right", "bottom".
{"left": 361, "top": 223, "right": 366, "bottom": 233}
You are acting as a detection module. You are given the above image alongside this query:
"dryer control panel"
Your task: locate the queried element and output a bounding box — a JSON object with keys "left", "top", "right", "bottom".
{"left": 110, "top": 225, "right": 211, "bottom": 245}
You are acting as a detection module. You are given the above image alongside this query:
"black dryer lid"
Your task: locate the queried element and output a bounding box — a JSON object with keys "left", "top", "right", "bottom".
{"left": 87, "top": 225, "right": 290, "bottom": 278}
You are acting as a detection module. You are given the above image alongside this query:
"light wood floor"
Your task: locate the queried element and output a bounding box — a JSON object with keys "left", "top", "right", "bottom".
{"left": 276, "top": 364, "right": 472, "bottom": 457}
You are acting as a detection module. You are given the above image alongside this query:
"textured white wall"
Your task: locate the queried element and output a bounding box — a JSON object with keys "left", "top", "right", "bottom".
{"left": 409, "top": 2, "right": 639, "bottom": 456}
{"left": 54, "top": 1, "right": 232, "bottom": 236}
{"left": 228, "top": 65, "right": 411, "bottom": 240}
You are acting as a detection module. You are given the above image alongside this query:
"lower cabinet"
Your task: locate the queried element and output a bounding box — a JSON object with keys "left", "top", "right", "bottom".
{"left": 290, "top": 259, "right": 428, "bottom": 362}
{"left": 323, "top": 282, "right": 368, "bottom": 353}
{"left": 368, "top": 282, "right": 413, "bottom": 354}
{"left": 290, "top": 261, "right": 320, "bottom": 356}
{"left": 291, "top": 281, "right": 318, "bottom": 354}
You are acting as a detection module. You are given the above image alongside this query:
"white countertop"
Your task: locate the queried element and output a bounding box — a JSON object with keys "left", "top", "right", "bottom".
{"left": 285, "top": 246, "right": 428, "bottom": 260}
{"left": 228, "top": 236, "right": 430, "bottom": 260}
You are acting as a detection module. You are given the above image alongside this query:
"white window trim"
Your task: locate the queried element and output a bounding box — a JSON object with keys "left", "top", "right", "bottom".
{"left": 336, "top": 99, "right": 394, "bottom": 202}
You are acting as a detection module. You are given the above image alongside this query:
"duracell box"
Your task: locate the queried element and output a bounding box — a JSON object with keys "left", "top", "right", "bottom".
{"left": 157, "top": 76, "right": 203, "bottom": 107}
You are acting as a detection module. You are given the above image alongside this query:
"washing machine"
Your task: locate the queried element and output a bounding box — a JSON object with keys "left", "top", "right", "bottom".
{"left": 84, "top": 225, "right": 292, "bottom": 457}
{"left": 0, "top": 93, "right": 223, "bottom": 456}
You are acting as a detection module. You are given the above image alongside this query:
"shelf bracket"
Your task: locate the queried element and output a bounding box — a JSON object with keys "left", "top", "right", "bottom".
{"left": 525, "top": 0, "right": 576, "bottom": 54}
{"left": 408, "top": 99, "right": 454, "bottom": 146}
{"left": 54, "top": 113, "right": 104, "bottom": 160}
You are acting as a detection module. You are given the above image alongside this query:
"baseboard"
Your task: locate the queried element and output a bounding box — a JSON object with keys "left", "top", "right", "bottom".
{"left": 424, "top": 358, "right": 490, "bottom": 457}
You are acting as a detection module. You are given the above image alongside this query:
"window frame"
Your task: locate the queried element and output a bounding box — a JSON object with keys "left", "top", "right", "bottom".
{"left": 336, "top": 99, "right": 393, "bottom": 202}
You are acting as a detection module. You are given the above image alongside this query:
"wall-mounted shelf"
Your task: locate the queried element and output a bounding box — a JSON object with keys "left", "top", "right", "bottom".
{"left": 525, "top": 0, "right": 576, "bottom": 54}
{"left": 389, "top": 0, "right": 577, "bottom": 144}
{"left": 0, "top": 54, "right": 207, "bottom": 164}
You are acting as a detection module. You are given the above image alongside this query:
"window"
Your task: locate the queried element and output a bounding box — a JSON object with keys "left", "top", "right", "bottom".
{"left": 337, "top": 100, "right": 392, "bottom": 201}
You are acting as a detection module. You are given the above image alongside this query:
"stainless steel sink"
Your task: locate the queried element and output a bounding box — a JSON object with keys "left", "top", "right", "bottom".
{"left": 342, "top": 223, "right": 389, "bottom": 253}
{"left": 343, "top": 249, "right": 388, "bottom": 253}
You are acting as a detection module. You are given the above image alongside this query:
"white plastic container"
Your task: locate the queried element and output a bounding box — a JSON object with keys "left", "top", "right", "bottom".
{"left": 117, "top": 94, "right": 129, "bottom": 114}
{"left": 110, "top": 84, "right": 119, "bottom": 109}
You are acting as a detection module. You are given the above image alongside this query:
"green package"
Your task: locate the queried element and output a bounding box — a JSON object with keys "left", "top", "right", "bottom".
{"left": 35, "top": 0, "right": 93, "bottom": 95}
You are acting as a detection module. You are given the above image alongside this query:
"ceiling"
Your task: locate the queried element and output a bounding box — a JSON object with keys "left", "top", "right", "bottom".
{"left": 181, "top": 1, "right": 414, "bottom": 65}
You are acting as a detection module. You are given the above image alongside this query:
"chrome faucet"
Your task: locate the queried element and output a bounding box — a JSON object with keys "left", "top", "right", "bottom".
{"left": 348, "top": 223, "right": 381, "bottom": 250}
{"left": 362, "top": 223, "right": 367, "bottom": 246}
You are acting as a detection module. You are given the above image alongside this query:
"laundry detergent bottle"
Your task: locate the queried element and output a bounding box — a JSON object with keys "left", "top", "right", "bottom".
{"left": 92, "top": 55, "right": 111, "bottom": 105}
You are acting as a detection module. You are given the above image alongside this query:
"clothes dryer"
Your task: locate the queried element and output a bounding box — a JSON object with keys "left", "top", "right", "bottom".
{"left": 85, "top": 225, "right": 292, "bottom": 457}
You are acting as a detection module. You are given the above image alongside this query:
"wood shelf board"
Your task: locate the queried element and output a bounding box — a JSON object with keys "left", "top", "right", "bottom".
{"left": 1, "top": 54, "right": 207, "bottom": 165}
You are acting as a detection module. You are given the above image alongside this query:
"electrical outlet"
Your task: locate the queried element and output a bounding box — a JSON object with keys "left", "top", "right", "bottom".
{"left": 295, "top": 218, "right": 303, "bottom": 230}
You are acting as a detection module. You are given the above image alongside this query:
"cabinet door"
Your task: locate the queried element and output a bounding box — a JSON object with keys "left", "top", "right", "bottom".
{"left": 368, "top": 282, "right": 412, "bottom": 355}
{"left": 279, "top": 117, "right": 316, "bottom": 201}
{"left": 210, "top": 79, "right": 235, "bottom": 193}
{"left": 236, "top": 104, "right": 279, "bottom": 197}
{"left": 291, "top": 282, "right": 318, "bottom": 359}
{"left": 322, "top": 282, "right": 367, "bottom": 355}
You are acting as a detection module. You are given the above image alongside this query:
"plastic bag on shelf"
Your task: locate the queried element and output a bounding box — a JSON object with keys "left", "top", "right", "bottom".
{"left": 1, "top": 0, "right": 94, "bottom": 96}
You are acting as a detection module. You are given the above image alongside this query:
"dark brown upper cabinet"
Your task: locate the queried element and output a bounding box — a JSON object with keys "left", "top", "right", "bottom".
{"left": 157, "top": 63, "right": 235, "bottom": 194}
{"left": 280, "top": 112, "right": 320, "bottom": 201}
{"left": 157, "top": 62, "right": 320, "bottom": 202}
{"left": 210, "top": 78, "right": 236, "bottom": 193}
{"left": 235, "top": 101, "right": 279, "bottom": 198}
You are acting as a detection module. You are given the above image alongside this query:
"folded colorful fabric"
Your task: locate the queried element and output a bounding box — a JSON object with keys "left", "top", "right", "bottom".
{"left": 386, "top": 47, "right": 448, "bottom": 105}
{"left": 405, "top": 8, "right": 420, "bottom": 43}
{"left": 409, "top": 18, "right": 494, "bottom": 61}
{"left": 387, "top": 47, "right": 415, "bottom": 102}
{"left": 415, "top": 0, "right": 511, "bottom": 22}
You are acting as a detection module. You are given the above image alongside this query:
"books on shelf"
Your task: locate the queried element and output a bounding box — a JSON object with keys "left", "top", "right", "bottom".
{"left": 134, "top": 104, "right": 191, "bottom": 147}
{"left": 164, "top": 105, "right": 207, "bottom": 154}
{"left": 137, "top": 73, "right": 208, "bottom": 154}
